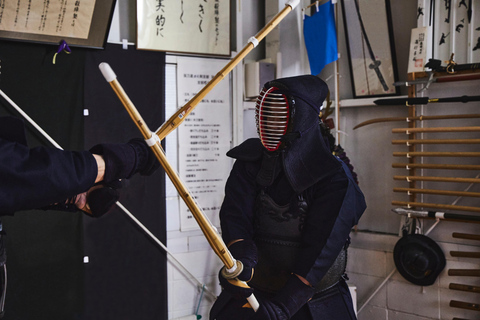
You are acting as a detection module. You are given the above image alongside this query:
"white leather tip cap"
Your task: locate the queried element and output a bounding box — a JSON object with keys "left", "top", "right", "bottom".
{"left": 99, "top": 62, "right": 117, "bottom": 82}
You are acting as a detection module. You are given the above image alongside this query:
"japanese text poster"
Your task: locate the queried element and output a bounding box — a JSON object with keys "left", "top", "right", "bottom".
{"left": 176, "top": 57, "right": 232, "bottom": 231}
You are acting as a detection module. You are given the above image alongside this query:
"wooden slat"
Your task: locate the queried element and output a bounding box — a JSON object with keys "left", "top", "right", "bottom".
{"left": 392, "top": 139, "right": 480, "bottom": 144}
{"left": 393, "top": 151, "right": 480, "bottom": 157}
{"left": 448, "top": 269, "right": 480, "bottom": 277}
{"left": 450, "top": 300, "right": 480, "bottom": 311}
{"left": 393, "top": 188, "right": 480, "bottom": 198}
{"left": 393, "top": 163, "right": 480, "bottom": 170}
{"left": 453, "top": 233, "right": 480, "bottom": 241}
{"left": 394, "top": 176, "right": 480, "bottom": 183}
{"left": 450, "top": 251, "right": 480, "bottom": 259}
{"left": 393, "top": 126, "right": 480, "bottom": 133}
{"left": 449, "top": 283, "right": 480, "bottom": 293}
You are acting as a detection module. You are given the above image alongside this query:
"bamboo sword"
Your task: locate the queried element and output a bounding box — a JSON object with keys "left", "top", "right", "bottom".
{"left": 98, "top": 1, "right": 302, "bottom": 311}
{"left": 99, "top": 63, "right": 260, "bottom": 310}
{"left": 155, "top": 0, "right": 300, "bottom": 141}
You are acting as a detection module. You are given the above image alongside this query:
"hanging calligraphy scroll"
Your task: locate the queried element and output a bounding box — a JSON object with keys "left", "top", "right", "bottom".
{"left": 0, "top": 0, "right": 115, "bottom": 48}
{"left": 137, "top": 0, "right": 230, "bottom": 56}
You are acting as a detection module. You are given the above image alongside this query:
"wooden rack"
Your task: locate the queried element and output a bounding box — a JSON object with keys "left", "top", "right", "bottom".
{"left": 392, "top": 71, "right": 480, "bottom": 220}
{"left": 394, "top": 71, "right": 480, "bottom": 320}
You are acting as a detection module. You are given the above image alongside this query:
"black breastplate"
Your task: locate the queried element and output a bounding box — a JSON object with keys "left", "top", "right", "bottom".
{"left": 250, "top": 190, "right": 347, "bottom": 293}
{"left": 254, "top": 189, "right": 307, "bottom": 239}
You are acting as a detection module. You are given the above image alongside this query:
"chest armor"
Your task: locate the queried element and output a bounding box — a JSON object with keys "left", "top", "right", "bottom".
{"left": 249, "top": 190, "right": 346, "bottom": 293}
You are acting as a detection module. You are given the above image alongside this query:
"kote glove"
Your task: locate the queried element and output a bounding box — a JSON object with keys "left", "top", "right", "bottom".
{"left": 89, "top": 138, "right": 159, "bottom": 183}
{"left": 249, "top": 275, "right": 314, "bottom": 320}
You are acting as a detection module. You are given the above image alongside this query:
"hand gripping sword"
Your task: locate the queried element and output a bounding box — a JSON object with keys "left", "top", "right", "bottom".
{"left": 99, "top": 0, "right": 301, "bottom": 311}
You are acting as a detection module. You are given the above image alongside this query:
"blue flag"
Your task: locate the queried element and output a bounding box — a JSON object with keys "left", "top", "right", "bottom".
{"left": 303, "top": 1, "right": 338, "bottom": 75}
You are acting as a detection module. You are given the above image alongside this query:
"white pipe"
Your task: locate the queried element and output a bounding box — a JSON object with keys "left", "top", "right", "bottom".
{"left": 116, "top": 203, "right": 216, "bottom": 299}
{"left": 0, "top": 89, "right": 62, "bottom": 149}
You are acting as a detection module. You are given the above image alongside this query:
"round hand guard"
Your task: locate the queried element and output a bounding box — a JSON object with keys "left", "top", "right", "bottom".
{"left": 218, "top": 239, "right": 258, "bottom": 299}
{"left": 218, "top": 264, "right": 254, "bottom": 300}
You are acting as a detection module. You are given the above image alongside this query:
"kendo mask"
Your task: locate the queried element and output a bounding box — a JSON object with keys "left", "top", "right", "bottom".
{"left": 255, "top": 86, "right": 295, "bottom": 152}
{"left": 255, "top": 75, "right": 342, "bottom": 193}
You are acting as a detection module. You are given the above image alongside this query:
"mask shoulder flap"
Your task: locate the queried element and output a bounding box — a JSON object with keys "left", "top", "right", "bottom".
{"left": 226, "top": 138, "right": 264, "bottom": 162}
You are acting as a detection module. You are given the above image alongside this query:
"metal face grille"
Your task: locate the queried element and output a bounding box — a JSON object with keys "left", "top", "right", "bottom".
{"left": 255, "top": 87, "right": 290, "bottom": 151}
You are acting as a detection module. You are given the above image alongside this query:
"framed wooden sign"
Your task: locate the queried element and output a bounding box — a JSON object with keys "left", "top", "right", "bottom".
{"left": 0, "top": 0, "right": 116, "bottom": 49}
{"left": 137, "top": 0, "right": 230, "bottom": 56}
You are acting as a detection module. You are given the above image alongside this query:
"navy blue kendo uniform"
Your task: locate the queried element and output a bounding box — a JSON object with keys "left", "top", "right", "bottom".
{"left": 0, "top": 116, "right": 98, "bottom": 216}
{"left": 0, "top": 116, "right": 158, "bottom": 216}
{"left": 210, "top": 75, "right": 366, "bottom": 320}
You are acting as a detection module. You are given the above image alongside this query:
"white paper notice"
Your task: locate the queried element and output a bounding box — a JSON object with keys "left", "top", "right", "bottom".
{"left": 176, "top": 57, "right": 232, "bottom": 231}
{"left": 408, "top": 26, "right": 430, "bottom": 73}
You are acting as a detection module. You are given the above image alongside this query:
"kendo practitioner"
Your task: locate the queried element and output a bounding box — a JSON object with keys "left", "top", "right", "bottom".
{"left": 210, "top": 75, "right": 366, "bottom": 320}
{"left": 0, "top": 115, "right": 158, "bottom": 317}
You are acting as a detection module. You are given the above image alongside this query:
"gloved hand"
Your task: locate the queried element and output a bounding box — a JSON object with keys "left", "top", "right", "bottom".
{"left": 89, "top": 138, "right": 159, "bottom": 183}
{"left": 83, "top": 182, "right": 120, "bottom": 217}
{"left": 218, "top": 239, "right": 257, "bottom": 299}
{"left": 249, "top": 275, "right": 314, "bottom": 320}
{"left": 218, "top": 268, "right": 254, "bottom": 300}
{"left": 41, "top": 180, "right": 121, "bottom": 218}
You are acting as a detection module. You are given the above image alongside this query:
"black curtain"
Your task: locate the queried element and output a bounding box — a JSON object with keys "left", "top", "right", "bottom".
{"left": 0, "top": 41, "right": 167, "bottom": 319}
{"left": 82, "top": 44, "right": 167, "bottom": 320}
{"left": 0, "top": 40, "right": 86, "bottom": 320}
